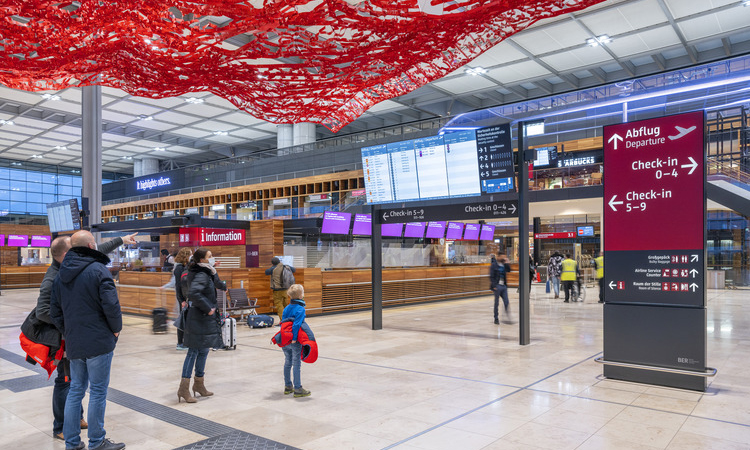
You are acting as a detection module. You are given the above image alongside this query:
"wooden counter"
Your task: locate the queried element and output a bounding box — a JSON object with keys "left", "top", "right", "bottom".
{"left": 0, "top": 266, "right": 49, "bottom": 289}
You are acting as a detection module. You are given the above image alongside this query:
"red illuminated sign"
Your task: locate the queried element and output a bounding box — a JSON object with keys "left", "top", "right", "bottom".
{"left": 179, "top": 228, "right": 246, "bottom": 247}
{"left": 534, "top": 232, "right": 575, "bottom": 239}
{"left": 604, "top": 111, "right": 704, "bottom": 251}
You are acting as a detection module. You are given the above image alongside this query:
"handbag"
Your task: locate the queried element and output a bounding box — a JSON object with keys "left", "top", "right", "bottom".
{"left": 173, "top": 306, "right": 187, "bottom": 331}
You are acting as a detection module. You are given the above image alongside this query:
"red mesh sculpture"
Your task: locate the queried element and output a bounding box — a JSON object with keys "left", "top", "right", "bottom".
{"left": 0, "top": 0, "right": 605, "bottom": 131}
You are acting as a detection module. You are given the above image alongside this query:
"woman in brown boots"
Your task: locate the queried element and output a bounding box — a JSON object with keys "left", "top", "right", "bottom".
{"left": 177, "top": 247, "right": 225, "bottom": 403}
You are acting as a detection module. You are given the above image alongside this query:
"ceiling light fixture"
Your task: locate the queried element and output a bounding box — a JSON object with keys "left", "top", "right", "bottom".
{"left": 137, "top": 114, "right": 153, "bottom": 120}
{"left": 31, "top": 154, "right": 43, "bottom": 159}
{"left": 586, "top": 35, "right": 612, "bottom": 47}
{"left": 41, "top": 93, "right": 61, "bottom": 101}
{"left": 0, "top": 119, "right": 14, "bottom": 126}
{"left": 122, "top": 156, "right": 132, "bottom": 160}
{"left": 54, "top": 145, "right": 67, "bottom": 150}
{"left": 185, "top": 97, "right": 204, "bottom": 104}
{"left": 154, "top": 147, "right": 166, "bottom": 151}
{"left": 213, "top": 131, "right": 228, "bottom": 136}
{"left": 465, "top": 67, "right": 487, "bottom": 76}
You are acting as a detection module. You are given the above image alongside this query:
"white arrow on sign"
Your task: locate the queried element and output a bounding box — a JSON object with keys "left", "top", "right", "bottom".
{"left": 382, "top": 213, "right": 388, "bottom": 222}
{"left": 690, "top": 268, "right": 699, "bottom": 278}
{"left": 608, "top": 195, "right": 624, "bottom": 212}
{"left": 691, "top": 254, "right": 699, "bottom": 262}
{"left": 509, "top": 204, "right": 517, "bottom": 214}
{"left": 690, "top": 283, "right": 699, "bottom": 292}
{"left": 609, "top": 281, "right": 617, "bottom": 290}
{"left": 681, "top": 156, "right": 698, "bottom": 175}
{"left": 608, "top": 133, "right": 623, "bottom": 150}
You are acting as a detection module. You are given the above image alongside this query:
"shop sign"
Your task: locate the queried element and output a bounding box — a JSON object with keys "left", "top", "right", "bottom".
{"left": 534, "top": 232, "right": 575, "bottom": 239}
{"left": 308, "top": 194, "right": 329, "bottom": 202}
{"left": 239, "top": 202, "right": 256, "bottom": 209}
{"left": 211, "top": 204, "right": 226, "bottom": 211}
{"left": 179, "top": 227, "right": 246, "bottom": 246}
{"left": 162, "top": 210, "right": 176, "bottom": 217}
{"left": 272, "top": 198, "right": 290, "bottom": 205}
{"left": 136, "top": 176, "right": 171, "bottom": 192}
{"left": 186, "top": 207, "right": 200, "bottom": 215}
{"left": 245, "top": 245, "right": 260, "bottom": 268}
{"left": 143, "top": 212, "right": 154, "bottom": 219}
{"left": 351, "top": 189, "right": 366, "bottom": 197}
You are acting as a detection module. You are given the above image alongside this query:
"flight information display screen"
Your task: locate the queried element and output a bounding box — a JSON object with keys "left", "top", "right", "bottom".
{"left": 362, "top": 124, "right": 513, "bottom": 204}
{"left": 463, "top": 223, "right": 480, "bottom": 240}
{"left": 352, "top": 214, "right": 372, "bottom": 236}
{"left": 404, "top": 222, "right": 426, "bottom": 238}
{"left": 46, "top": 199, "right": 81, "bottom": 233}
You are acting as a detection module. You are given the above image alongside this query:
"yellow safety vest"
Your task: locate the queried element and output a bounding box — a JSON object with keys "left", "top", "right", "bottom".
{"left": 561, "top": 259, "right": 577, "bottom": 281}
{"left": 595, "top": 256, "right": 604, "bottom": 279}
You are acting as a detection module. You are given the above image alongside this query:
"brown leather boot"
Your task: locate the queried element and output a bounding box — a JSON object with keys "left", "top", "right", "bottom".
{"left": 178, "top": 377, "right": 197, "bottom": 403}
{"left": 193, "top": 376, "right": 213, "bottom": 397}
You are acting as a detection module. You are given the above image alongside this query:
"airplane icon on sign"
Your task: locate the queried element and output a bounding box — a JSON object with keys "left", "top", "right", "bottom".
{"left": 668, "top": 125, "right": 696, "bottom": 141}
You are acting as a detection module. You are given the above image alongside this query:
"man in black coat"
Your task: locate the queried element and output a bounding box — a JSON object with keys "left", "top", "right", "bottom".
{"left": 33, "top": 233, "right": 135, "bottom": 442}
{"left": 50, "top": 231, "right": 125, "bottom": 450}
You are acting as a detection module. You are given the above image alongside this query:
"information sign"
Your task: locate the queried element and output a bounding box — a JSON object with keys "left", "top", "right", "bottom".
{"left": 180, "top": 228, "right": 246, "bottom": 247}
{"left": 534, "top": 232, "right": 576, "bottom": 239}
{"left": 379, "top": 200, "right": 517, "bottom": 224}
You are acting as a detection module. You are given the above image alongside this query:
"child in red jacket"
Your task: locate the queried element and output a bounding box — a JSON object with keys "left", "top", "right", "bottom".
{"left": 281, "top": 284, "right": 311, "bottom": 397}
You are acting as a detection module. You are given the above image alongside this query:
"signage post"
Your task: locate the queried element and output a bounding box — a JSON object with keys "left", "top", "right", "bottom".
{"left": 602, "top": 110, "right": 710, "bottom": 391}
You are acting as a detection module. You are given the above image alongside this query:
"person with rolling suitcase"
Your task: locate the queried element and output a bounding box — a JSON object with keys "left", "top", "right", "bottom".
{"left": 178, "top": 248, "right": 224, "bottom": 404}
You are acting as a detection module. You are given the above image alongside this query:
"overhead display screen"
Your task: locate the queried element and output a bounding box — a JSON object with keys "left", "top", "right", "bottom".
{"left": 446, "top": 222, "right": 464, "bottom": 240}
{"left": 361, "top": 124, "right": 513, "bottom": 204}
{"left": 533, "top": 146, "right": 558, "bottom": 168}
{"left": 381, "top": 223, "right": 404, "bottom": 237}
{"left": 404, "top": 222, "right": 426, "bottom": 238}
{"left": 480, "top": 224, "right": 495, "bottom": 241}
{"left": 0, "top": 234, "right": 5, "bottom": 246}
{"left": 463, "top": 223, "right": 480, "bottom": 240}
{"left": 352, "top": 214, "right": 372, "bottom": 236}
{"left": 425, "top": 221, "right": 446, "bottom": 238}
{"left": 31, "top": 235, "right": 52, "bottom": 247}
{"left": 321, "top": 211, "right": 352, "bottom": 235}
{"left": 577, "top": 226, "right": 594, "bottom": 237}
{"left": 46, "top": 199, "right": 81, "bottom": 233}
{"left": 7, "top": 235, "right": 28, "bottom": 246}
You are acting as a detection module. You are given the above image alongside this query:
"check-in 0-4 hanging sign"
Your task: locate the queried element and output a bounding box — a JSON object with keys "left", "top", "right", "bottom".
{"left": 603, "top": 110, "right": 705, "bottom": 306}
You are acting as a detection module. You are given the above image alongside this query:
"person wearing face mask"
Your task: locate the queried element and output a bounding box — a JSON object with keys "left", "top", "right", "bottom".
{"left": 177, "top": 247, "right": 226, "bottom": 403}
{"left": 49, "top": 230, "right": 125, "bottom": 450}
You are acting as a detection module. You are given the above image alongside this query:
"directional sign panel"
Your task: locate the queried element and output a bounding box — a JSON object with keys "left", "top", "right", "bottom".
{"left": 379, "top": 200, "right": 518, "bottom": 223}
{"left": 604, "top": 110, "right": 705, "bottom": 306}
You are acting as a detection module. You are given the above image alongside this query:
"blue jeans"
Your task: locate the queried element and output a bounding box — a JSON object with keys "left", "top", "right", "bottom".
{"left": 53, "top": 361, "right": 84, "bottom": 434}
{"left": 550, "top": 275, "right": 561, "bottom": 296}
{"left": 283, "top": 343, "right": 302, "bottom": 389}
{"left": 182, "top": 347, "right": 210, "bottom": 378}
{"left": 493, "top": 285, "right": 509, "bottom": 321}
{"left": 64, "top": 351, "right": 113, "bottom": 450}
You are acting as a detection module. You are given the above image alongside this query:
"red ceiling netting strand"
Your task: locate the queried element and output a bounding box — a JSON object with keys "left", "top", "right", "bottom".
{"left": 0, "top": 0, "right": 605, "bottom": 132}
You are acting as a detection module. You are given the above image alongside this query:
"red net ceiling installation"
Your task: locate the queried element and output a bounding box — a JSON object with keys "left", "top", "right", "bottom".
{"left": 0, "top": 0, "right": 604, "bottom": 131}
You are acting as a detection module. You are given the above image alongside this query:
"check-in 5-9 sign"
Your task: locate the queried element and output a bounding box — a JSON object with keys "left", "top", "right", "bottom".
{"left": 604, "top": 111, "right": 704, "bottom": 252}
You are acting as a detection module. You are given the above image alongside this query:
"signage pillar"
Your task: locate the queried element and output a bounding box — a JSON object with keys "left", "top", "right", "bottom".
{"left": 82, "top": 85, "right": 102, "bottom": 231}
{"left": 517, "top": 122, "right": 530, "bottom": 346}
{"left": 602, "top": 110, "right": 709, "bottom": 391}
{"left": 371, "top": 205, "right": 383, "bottom": 330}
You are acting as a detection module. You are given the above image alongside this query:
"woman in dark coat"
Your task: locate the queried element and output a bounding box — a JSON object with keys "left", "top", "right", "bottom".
{"left": 172, "top": 247, "right": 192, "bottom": 350}
{"left": 177, "top": 247, "right": 226, "bottom": 403}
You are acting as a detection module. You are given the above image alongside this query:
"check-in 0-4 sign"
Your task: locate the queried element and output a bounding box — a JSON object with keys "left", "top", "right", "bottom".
{"left": 604, "top": 111, "right": 705, "bottom": 306}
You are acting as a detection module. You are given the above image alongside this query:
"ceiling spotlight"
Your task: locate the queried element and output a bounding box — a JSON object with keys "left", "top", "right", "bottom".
{"left": 54, "top": 145, "right": 67, "bottom": 151}
{"left": 31, "top": 154, "right": 43, "bottom": 159}
{"left": 213, "top": 131, "right": 228, "bottom": 136}
{"left": 137, "top": 114, "right": 153, "bottom": 121}
{"left": 41, "top": 93, "right": 61, "bottom": 101}
{"left": 11, "top": 161, "right": 22, "bottom": 166}
{"left": 122, "top": 156, "right": 133, "bottom": 160}
{"left": 0, "top": 119, "right": 14, "bottom": 126}
{"left": 586, "top": 35, "right": 612, "bottom": 47}
{"left": 185, "top": 97, "right": 204, "bottom": 104}
{"left": 465, "top": 67, "right": 487, "bottom": 76}
{"left": 154, "top": 147, "right": 166, "bottom": 151}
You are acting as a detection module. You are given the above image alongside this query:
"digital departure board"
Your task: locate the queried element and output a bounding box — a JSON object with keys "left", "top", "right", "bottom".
{"left": 362, "top": 124, "right": 513, "bottom": 204}
{"left": 46, "top": 199, "right": 81, "bottom": 233}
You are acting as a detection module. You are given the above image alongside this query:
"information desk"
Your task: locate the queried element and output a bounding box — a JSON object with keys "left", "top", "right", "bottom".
{"left": 0, "top": 266, "right": 49, "bottom": 289}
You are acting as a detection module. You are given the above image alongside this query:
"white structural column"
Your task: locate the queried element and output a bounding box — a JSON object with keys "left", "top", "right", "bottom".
{"left": 277, "top": 124, "right": 293, "bottom": 155}
{"left": 141, "top": 157, "right": 159, "bottom": 176}
{"left": 81, "top": 85, "right": 102, "bottom": 228}
{"left": 133, "top": 159, "right": 143, "bottom": 177}
{"left": 293, "top": 122, "right": 316, "bottom": 146}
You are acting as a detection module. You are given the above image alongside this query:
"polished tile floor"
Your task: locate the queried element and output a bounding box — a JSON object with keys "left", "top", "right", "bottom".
{"left": 1, "top": 285, "right": 748, "bottom": 450}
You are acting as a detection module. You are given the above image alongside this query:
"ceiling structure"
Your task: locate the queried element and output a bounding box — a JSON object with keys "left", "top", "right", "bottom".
{"left": 0, "top": 0, "right": 748, "bottom": 174}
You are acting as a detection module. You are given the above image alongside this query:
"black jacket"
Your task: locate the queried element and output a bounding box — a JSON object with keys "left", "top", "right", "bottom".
{"left": 173, "top": 263, "right": 186, "bottom": 304}
{"left": 183, "top": 264, "right": 223, "bottom": 349}
{"left": 490, "top": 259, "right": 511, "bottom": 287}
{"left": 49, "top": 246, "right": 122, "bottom": 360}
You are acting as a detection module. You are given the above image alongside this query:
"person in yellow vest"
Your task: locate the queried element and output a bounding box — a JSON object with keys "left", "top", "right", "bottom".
{"left": 594, "top": 251, "right": 604, "bottom": 303}
{"left": 561, "top": 253, "right": 578, "bottom": 303}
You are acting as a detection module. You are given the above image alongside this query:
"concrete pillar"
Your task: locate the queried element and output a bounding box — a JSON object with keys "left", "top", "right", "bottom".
{"left": 293, "top": 122, "right": 316, "bottom": 146}
{"left": 82, "top": 86, "right": 102, "bottom": 229}
{"left": 141, "top": 157, "right": 159, "bottom": 176}
{"left": 277, "top": 124, "right": 293, "bottom": 156}
{"left": 133, "top": 159, "right": 143, "bottom": 178}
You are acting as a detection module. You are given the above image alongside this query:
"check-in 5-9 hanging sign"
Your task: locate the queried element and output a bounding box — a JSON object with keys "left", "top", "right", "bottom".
{"left": 603, "top": 111, "right": 704, "bottom": 306}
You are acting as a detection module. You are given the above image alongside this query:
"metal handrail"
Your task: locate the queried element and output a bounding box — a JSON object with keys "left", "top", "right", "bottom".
{"left": 594, "top": 357, "right": 717, "bottom": 377}
{"left": 706, "top": 157, "right": 750, "bottom": 185}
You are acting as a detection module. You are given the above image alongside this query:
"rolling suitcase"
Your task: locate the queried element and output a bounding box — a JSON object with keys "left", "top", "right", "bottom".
{"left": 221, "top": 317, "right": 237, "bottom": 350}
{"left": 152, "top": 308, "right": 168, "bottom": 333}
{"left": 247, "top": 314, "right": 274, "bottom": 328}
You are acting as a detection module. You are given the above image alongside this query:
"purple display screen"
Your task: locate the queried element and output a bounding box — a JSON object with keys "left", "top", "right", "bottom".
{"left": 446, "top": 222, "right": 464, "bottom": 240}
{"left": 0, "top": 234, "right": 5, "bottom": 246}
{"left": 425, "top": 221, "right": 446, "bottom": 239}
{"left": 480, "top": 224, "right": 496, "bottom": 241}
{"left": 321, "top": 211, "right": 352, "bottom": 234}
{"left": 31, "top": 235, "right": 52, "bottom": 247}
{"left": 463, "top": 224, "right": 480, "bottom": 240}
{"left": 7, "top": 234, "right": 28, "bottom": 246}
{"left": 381, "top": 223, "right": 404, "bottom": 237}
{"left": 352, "top": 214, "right": 372, "bottom": 235}
{"left": 404, "top": 222, "right": 426, "bottom": 238}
